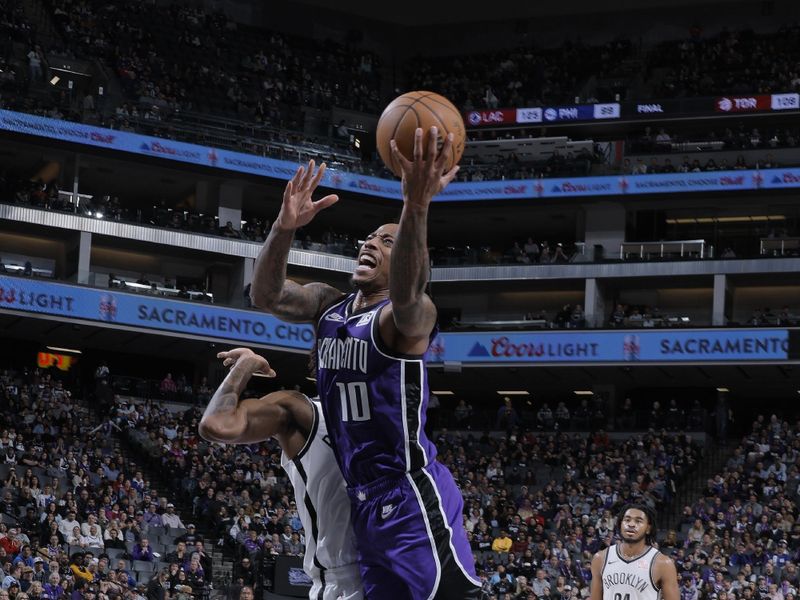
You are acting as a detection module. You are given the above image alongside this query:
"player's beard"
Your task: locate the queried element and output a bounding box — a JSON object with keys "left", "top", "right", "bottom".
{"left": 622, "top": 530, "right": 648, "bottom": 545}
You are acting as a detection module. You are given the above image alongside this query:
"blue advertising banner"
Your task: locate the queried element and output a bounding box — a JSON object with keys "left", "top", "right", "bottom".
{"left": 0, "top": 276, "right": 315, "bottom": 350}
{"left": 0, "top": 275, "right": 791, "bottom": 363}
{"left": 425, "top": 329, "right": 789, "bottom": 364}
{"left": 2, "top": 109, "right": 799, "bottom": 203}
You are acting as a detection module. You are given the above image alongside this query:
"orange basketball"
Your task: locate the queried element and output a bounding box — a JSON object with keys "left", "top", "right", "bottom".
{"left": 375, "top": 91, "right": 466, "bottom": 178}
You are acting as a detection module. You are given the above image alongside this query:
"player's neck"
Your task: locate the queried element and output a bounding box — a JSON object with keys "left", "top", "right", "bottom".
{"left": 619, "top": 539, "right": 648, "bottom": 559}
{"left": 352, "top": 288, "right": 389, "bottom": 311}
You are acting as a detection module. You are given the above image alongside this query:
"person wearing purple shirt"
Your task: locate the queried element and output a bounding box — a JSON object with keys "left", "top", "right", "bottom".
{"left": 771, "top": 539, "right": 792, "bottom": 568}
{"left": 142, "top": 504, "right": 163, "bottom": 528}
{"left": 252, "top": 137, "right": 481, "bottom": 598}
{"left": 242, "top": 530, "right": 262, "bottom": 556}
{"left": 131, "top": 538, "right": 155, "bottom": 561}
{"left": 42, "top": 572, "right": 64, "bottom": 600}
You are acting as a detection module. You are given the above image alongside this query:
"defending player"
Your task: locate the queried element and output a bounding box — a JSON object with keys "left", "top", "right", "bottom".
{"left": 591, "top": 504, "right": 679, "bottom": 600}
{"left": 251, "top": 129, "right": 481, "bottom": 598}
{"left": 198, "top": 347, "right": 363, "bottom": 600}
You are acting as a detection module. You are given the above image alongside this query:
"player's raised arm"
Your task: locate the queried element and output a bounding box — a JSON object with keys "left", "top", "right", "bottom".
{"left": 199, "top": 348, "right": 308, "bottom": 445}
{"left": 590, "top": 549, "right": 606, "bottom": 600}
{"left": 387, "top": 127, "right": 459, "bottom": 341}
{"left": 251, "top": 160, "right": 344, "bottom": 323}
{"left": 654, "top": 554, "right": 679, "bottom": 600}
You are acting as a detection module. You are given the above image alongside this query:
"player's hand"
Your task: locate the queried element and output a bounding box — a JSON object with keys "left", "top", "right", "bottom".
{"left": 274, "top": 160, "right": 339, "bottom": 232}
{"left": 391, "top": 126, "right": 459, "bottom": 209}
{"left": 217, "top": 348, "right": 276, "bottom": 378}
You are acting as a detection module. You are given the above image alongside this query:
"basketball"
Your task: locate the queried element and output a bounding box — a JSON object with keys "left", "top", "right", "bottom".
{"left": 375, "top": 91, "right": 466, "bottom": 178}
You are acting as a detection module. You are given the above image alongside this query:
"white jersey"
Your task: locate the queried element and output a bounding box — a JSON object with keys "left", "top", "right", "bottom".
{"left": 281, "top": 397, "right": 363, "bottom": 600}
{"left": 601, "top": 544, "right": 661, "bottom": 600}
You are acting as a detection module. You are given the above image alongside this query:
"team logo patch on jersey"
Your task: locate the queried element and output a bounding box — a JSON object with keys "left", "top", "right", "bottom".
{"left": 357, "top": 491, "right": 367, "bottom": 502}
{"left": 324, "top": 312, "right": 345, "bottom": 322}
{"left": 381, "top": 504, "right": 396, "bottom": 519}
{"left": 354, "top": 311, "right": 375, "bottom": 327}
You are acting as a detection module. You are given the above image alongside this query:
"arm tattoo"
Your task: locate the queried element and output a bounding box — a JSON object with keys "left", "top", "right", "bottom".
{"left": 251, "top": 225, "right": 342, "bottom": 323}
{"left": 201, "top": 362, "right": 251, "bottom": 419}
{"left": 203, "top": 383, "right": 238, "bottom": 417}
{"left": 390, "top": 207, "right": 430, "bottom": 307}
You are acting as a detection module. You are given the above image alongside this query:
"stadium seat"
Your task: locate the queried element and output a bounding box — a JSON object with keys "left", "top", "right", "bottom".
{"left": 105, "top": 548, "right": 125, "bottom": 562}
{"left": 133, "top": 560, "right": 155, "bottom": 572}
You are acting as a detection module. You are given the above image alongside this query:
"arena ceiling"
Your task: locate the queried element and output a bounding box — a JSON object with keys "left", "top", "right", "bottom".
{"left": 289, "top": 0, "right": 753, "bottom": 25}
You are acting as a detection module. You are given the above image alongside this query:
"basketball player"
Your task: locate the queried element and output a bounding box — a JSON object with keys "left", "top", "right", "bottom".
{"left": 250, "top": 128, "right": 481, "bottom": 599}
{"left": 198, "top": 347, "right": 363, "bottom": 600}
{"left": 590, "top": 504, "right": 679, "bottom": 600}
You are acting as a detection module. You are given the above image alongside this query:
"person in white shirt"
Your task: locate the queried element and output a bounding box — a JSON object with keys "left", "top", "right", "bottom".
{"left": 58, "top": 511, "right": 80, "bottom": 539}
{"left": 82, "top": 525, "right": 104, "bottom": 550}
{"left": 161, "top": 504, "right": 185, "bottom": 529}
{"left": 67, "top": 525, "right": 85, "bottom": 547}
{"left": 81, "top": 514, "right": 102, "bottom": 538}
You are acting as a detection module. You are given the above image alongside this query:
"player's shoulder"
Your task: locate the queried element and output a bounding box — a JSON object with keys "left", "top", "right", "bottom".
{"left": 653, "top": 549, "right": 675, "bottom": 563}
{"left": 652, "top": 549, "right": 677, "bottom": 571}
{"left": 592, "top": 545, "right": 611, "bottom": 564}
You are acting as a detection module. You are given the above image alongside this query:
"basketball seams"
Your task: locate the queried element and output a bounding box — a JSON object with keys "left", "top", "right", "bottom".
{"left": 415, "top": 102, "right": 455, "bottom": 170}
{"left": 387, "top": 106, "right": 407, "bottom": 175}
{"left": 377, "top": 91, "right": 465, "bottom": 176}
{"left": 393, "top": 106, "right": 421, "bottom": 173}
{"left": 380, "top": 104, "right": 416, "bottom": 175}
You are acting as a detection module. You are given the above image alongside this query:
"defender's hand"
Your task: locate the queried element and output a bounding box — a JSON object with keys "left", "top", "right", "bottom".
{"left": 217, "top": 348, "right": 276, "bottom": 377}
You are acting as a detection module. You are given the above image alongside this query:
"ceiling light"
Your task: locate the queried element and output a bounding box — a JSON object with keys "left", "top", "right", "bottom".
{"left": 573, "top": 390, "right": 594, "bottom": 395}
{"left": 46, "top": 346, "right": 82, "bottom": 354}
{"left": 432, "top": 390, "right": 454, "bottom": 395}
{"left": 496, "top": 390, "right": 529, "bottom": 396}
{"left": 716, "top": 387, "right": 729, "bottom": 392}
{"left": 49, "top": 75, "right": 60, "bottom": 85}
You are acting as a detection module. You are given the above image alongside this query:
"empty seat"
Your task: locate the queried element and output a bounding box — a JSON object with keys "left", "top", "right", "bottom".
{"left": 133, "top": 560, "right": 155, "bottom": 572}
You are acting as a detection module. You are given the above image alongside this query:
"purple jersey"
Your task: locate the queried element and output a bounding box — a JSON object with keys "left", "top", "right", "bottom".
{"left": 316, "top": 293, "right": 437, "bottom": 486}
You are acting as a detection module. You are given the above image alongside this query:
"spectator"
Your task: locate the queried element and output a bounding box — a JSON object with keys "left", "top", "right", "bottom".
{"left": 143, "top": 504, "right": 163, "bottom": 529}
{"left": 496, "top": 397, "right": 519, "bottom": 432}
{"left": 146, "top": 569, "right": 169, "bottom": 600}
{"left": 492, "top": 530, "right": 513, "bottom": 554}
{"left": 453, "top": 399, "right": 473, "bottom": 428}
{"left": 184, "top": 553, "right": 204, "bottom": 591}
{"left": 69, "top": 553, "right": 92, "bottom": 583}
{"left": 490, "top": 564, "right": 515, "bottom": 595}
{"left": 234, "top": 556, "right": 256, "bottom": 588}
{"left": 532, "top": 569, "right": 551, "bottom": 598}
{"left": 131, "top": 538, "right": 155, "bottom": 562}
{"left": 159, "top": 374, "right": 177, "bottom": 398}
{"left": 26, "top": 47, "right": 42, "bottom": 82}
{"left": 161, "top": 503, "right": 185, "bottom": 529}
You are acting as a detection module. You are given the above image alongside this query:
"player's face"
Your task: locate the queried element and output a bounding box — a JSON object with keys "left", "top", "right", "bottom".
{"left": 620, "top": 509, "right": 650, "bottom": 544}
{"left": 351, "top": 223, "right": 397, "bottom": 290}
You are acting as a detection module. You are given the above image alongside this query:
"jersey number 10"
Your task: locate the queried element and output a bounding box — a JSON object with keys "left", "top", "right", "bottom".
{"left": 336, "top": 382, "right": 372, "bottom": 422}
